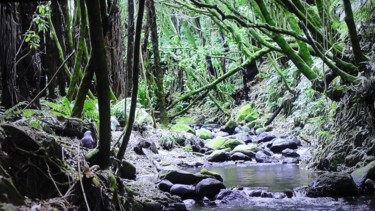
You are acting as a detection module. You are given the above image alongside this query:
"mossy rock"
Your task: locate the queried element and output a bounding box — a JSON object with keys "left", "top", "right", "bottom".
{"left": 183, "top": 144, "right": 193, "bottom": 152}
{"left": 231, "top": 144, "right": 258, "bottom": 156}
{"left": 112, "top": 98, "right": 153, "bottom": 129}
{"left": 175, "top": 116, "right": 195, "bottom": 125}
{"left": 236, "top": 104, "right": 259, "bottom": 123}
{"left": 200, "top": 169, "right": 223, "bottom": 182}
{"left": 205, "top": 137, "right": 244, "bottom": 150}
{"left": 196, "top": 129, "right": 213, "bottom": 139}
{"left": 223, "top": 120, "right": 237, "bottom": 134}
{"left": 171, "top": 124, "right": 195, "bottom": 134}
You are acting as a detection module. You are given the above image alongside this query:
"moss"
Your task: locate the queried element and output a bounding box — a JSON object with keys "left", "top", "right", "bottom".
{"left": 175, "top": 116, "right": 194, "bottom": 124}
{"left": 236, "top": 104, "right": 259, "bottom": 122}
{"left": 231, "top": 144, "right": 257, "bottom": 156}
{"left": 183, "top": 144, "right": 193, "bottom": 152}
{"left": 196, "top": 128, "right": 213, "bottom": 139}
{"left": 171, "top": 124, "right": 195, "bottom": 133}
{"left": 206, "top": 137, "right": 244, "bottom": 150}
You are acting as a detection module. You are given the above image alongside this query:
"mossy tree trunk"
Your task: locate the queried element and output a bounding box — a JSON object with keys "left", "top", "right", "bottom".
{"left": 67, "top": 0, "right": 86, "bottom": 101}
{"left": 85, "top": 0, "right": 112, "bottom": 169}
{"left": 125, "top": 0, "right": 135, "bottom": 98}
{"left": 147, "top": 0, "right": 169, "bottom": 125}
{"left": 117, "top": 0, "right": 146, "bottom": 161}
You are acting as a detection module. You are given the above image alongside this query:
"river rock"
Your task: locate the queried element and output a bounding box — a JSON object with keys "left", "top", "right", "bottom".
{"left": 282, "top": 157, "right": 300, "bottom": 164}
{"left": 234, "top": 125, "right": 251, "bottom": 134}
{"left": 281, "top": 148, "right": 300, "bottom": 157}
{"left": 255, "top": 150, "right": 275, "bottom": 163}
{"left": 256, "top": 133, "right": 276, "bottom": 143}
{"left": 212, "top": 131, "right": 230, "bottom": 138}
{"left": 227, "top": 133, "right": 253, "bottom": 143}
{"left": 118, "top": 160, "right": 136, "bottom": 180}
{"left": 270, "top": 138, "right": 298, "bottom": 153}
{"left": 306, "top": 172, "right": 358, "bottom": 197}
{"left": 206, "top": 137, "right": 244, "bottom": 150}
{"left": 207, "top": 149, "right": 230, "bottom": 162}
{"left": 170, "top": 184, "right": 196, "bottom": 199}
{"left": 215, "top": 189, "right": 248, "bottom": 202}
{"left": 230, "top": 152, "right": 252, "bottom": 161}
{"left": 195, "top": 178, "right": 225, "bottom": 199}
{"left": 159, "top": 169, "right": 208, "bottom": 185}
{"left": 351, "top": 160, "right": 375, "bottom": 189}
{"left": 158, "top": 180, "right": 174, "bottom": 192}
{"left": 223, "top": 120, "right": 237, "bottom": 134}
{"left": 200, "top": 169, "right": 223, "bottom": 182}
{"left": 133, "top": 139, "right": 158, "bottom": 155}
{"left": 230, "top": 144, "right": 257, "bottom": 157}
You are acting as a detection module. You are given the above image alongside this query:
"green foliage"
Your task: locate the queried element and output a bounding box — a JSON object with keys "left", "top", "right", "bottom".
{"left": 42, "top": 97, "right": 72, "bottom": 117}
{"left": 137, "top": 81, "right": 148, "bottom": 107}
{"left": 41, "top": 97, "right": 99, "bottom": 122}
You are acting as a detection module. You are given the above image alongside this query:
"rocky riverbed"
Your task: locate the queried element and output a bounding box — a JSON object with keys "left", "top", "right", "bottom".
{"left": 116, "top": 121, "right": 375, "bottom": 210}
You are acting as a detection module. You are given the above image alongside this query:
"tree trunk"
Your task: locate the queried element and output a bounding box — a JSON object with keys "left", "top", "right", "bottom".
{"left": 125, "top": 0, "right": 135, "bottom": 98}
{"left": 67, "top": 0, "right": 86, "bottom": 101}
{"left": 106, "top": 0, "right": 126, "bottom": 98}
{"left": 342, "top": 0, "right": 367, "bottom": 66}
{"left": 0, "top": 3, "right": 18, "bottom": 108}
{"left": 148, "top": 0, "right": 169, "bottom": 125}
{"left": 117, "top": 0, "right": 146, "bottom": 161}
{"left": 85, "top": 0, "right": 112, "bottom": 169}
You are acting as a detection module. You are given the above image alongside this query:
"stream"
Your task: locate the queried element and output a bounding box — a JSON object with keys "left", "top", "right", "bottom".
{"left": 186, "top": 164, "right": 375, "bottom": 210}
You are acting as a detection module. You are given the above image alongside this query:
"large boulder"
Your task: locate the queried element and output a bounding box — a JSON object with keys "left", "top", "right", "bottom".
{"left": 205, "top": 137, "right": 244, "bottom": 150}
{"left": 230, "top": 144, "right": 257, "bottom": 157}
{"left": 207, "top": 149, "right": 230, "bottom": 162}
{"left": 306, "top": 172, "right": 358, "bottom": 197}
{"left": 270, "top": 138, "right": 298, "bottom": 153}
{"left": 351, "top": 161, "right": 375, "bottom": 189}
{"left": 196, "top": 128, "right": 213, "bottom": 140}
{"left": 159, "top": 170, "right": 208, "bottom": 185}
{"left": 170, "top": 184, "right": 196, "bottom": 199}
{"left": 112, "top": 98, "right": 153, "bottom": 130}
{"left": 195, "top": 178, "right": 225, "bottom": 199}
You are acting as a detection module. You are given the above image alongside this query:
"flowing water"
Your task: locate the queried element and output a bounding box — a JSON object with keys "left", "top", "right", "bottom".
{"left": 187, "top": 164, "right": 375, "bottom": 210}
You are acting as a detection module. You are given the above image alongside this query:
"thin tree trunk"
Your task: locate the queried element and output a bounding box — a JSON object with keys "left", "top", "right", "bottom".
{"left": 342, "top": 0, "right": 367, "bottom": 66}
{"left": 148, "top": 0, "right": 169, "bottom": 125}
{"left": 125, "top": 0, "right": 135, "bottom": 97}
{"left": 117, "top": 0, "right": 146, "bottom": 161}
{"left": 67, "top": 0, "right": 86, "bottom": 101}
{"left": 85, "top": 0, "right": 112, "bottom": 169}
